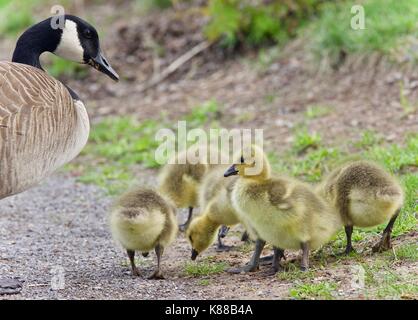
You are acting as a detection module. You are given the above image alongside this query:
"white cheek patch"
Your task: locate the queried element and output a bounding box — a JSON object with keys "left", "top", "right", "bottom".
{"left": 54, "top": 20, "right": 84, "bottom": 63}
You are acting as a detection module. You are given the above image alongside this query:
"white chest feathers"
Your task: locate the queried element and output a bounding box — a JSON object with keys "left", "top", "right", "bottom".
{"left": 68, "top": 99, "right": 90, "bottom": 161}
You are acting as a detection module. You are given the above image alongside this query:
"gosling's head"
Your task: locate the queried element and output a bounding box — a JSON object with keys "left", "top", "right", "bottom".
{"left": 224, "top": 145, "right": 270, "bottom": 180}
{"left": 186, "top": 215, "right": 218, "bottom": 260}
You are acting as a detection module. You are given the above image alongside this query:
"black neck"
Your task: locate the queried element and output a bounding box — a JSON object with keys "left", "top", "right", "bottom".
{"left": 11, "top": 18, "right": 80, "bottom": 100}
{"left": 12, "top": 18, "right": 61, "bottom": 70}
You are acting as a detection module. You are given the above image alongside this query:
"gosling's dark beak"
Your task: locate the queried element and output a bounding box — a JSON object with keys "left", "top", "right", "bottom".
{"left": 224, "top": 165, "right": 238, "bottom": 177}
{"left": 89, "top": 50, "right": 119, "bottom": 82}
{"left": 191, "top": 249, "right": 199, "bottom": 261}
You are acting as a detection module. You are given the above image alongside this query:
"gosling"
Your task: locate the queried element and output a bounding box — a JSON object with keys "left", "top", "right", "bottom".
{"left": 316, "top": 160, "right": 404, "bottom": 254}
{"left": 187, "top": 166, "right": 240, "bottom": 259}
{"left": 224, "top": 145, "right": 341, "bottom": 272}
{"left": 158, "top": 148, "right": 219, "bottom": 231}
{"left": 109, "top": 187, "right": 177, "bottom": 279}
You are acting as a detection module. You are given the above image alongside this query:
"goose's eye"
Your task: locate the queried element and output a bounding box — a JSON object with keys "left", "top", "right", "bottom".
{"left": 240, "top": 156, "right": 244, "bottom": 164}
{"left": 83, "top": 29, "right": 93, "bottom": 39}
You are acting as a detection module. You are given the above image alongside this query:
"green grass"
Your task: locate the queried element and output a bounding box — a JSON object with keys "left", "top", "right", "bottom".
{"left": 290, "top": 281, "right": 337, "bottom": 300}
{"left": 46, "top": 56, "right": 88, "bottom": 79}
{"left": 354, "top": 130, "right": 382, "bottom": 149}
{"left": 0, "top": 1, "right": 35, "bottom": 36}
{"left": 184, "top": 260, "right": 227, "bottom": 277}
{"left": 308, "top": 0, "right": 418, "bottom": 64}
{"left": 392, "top": 243, "right": 418, "bottom": 262}
{"left": 66, "top": 101, "right": 221, "bottom": 195}
{"left": 198, "top": 279, "right": 211, "bottom": 286}
{"left": 277, "top": 265, "right": 316, "bottom": 282}
{"left": 204, "top": 0, "right": 323, "bottom": 47}
{"left": 292, "top": 128, "right": 322, "bottom": 154}
{"left": 137, "top": 0, "right": 173, "bottom": 11}
{"left": 362, "top": 261, "right": 418, "bottom": 299}
{"left": 305, "top": 105, "right": 333, "bottom": 119}
{"left": 68, "top": 116, "right": 162, "bottom": 195}
{"left": 184, "top": 100, "right": 220, "bottom": 127}
{"left": 269, "top": 147, "right": 342, "bottom": 183}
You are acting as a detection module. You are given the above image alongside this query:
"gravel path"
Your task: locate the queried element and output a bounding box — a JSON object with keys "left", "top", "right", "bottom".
{"left": 1, "top": 174, "right": 416, "bottom": 300}
{"left": 0, "top": 174, "right": 193, "bottom": 299}
{"left": 0, "top": 174, "right": 315, "bottom": 300}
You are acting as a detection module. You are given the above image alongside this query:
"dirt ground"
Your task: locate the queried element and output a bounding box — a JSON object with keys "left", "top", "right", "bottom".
{"left": 1, "top": 174, "right": 416, "bottom": 300}
{"left": 0, "top": 2, "right": 417, "bottom": 300}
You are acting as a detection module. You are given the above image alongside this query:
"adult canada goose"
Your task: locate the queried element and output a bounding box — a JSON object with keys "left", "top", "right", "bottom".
{"left": 316, "top": 160, "right": 404, "bottom": 254}
{"left": 0, "top": 15, "right": 118, "bottom": 292}
{"left": 0, "top": 15, "right": 118, "bottom": 198}
{"left": 224, "top": 145, "right": 341, "bottom": 273}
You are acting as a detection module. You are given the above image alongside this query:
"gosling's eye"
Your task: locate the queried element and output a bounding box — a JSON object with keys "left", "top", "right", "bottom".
{"left": 240, "top": 156, "right": 244, "bottom": 164}
{"left": 83, "top": 29, "right": 93, "bottom": 39}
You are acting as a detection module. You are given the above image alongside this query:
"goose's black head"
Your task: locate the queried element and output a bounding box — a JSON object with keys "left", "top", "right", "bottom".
{"left": 12, "top": 15, "right": 119, "bottom": 81}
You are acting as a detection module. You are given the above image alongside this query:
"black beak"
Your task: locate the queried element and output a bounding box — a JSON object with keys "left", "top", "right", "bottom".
{"left": 224, "top": 165, "right": 238, "bottom": 177}
{"left": 191, "top": 249, "right": 199, "bottom": 261}
{"left": 88, "top": 50, "right": 119, "bottom": 81}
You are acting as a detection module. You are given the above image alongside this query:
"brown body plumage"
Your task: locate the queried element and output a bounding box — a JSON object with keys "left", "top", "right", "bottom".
{"left": 0, "top": 62, "right": 89, "bottom": 199}
{"left": 316, "top": 160, "right": 404, "bottom": 253}
{"left": 109, "top": 187, "right": 177, "bottom": 279}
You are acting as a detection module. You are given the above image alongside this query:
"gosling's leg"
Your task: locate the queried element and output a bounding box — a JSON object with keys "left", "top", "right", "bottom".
{"left": 127, "top": 249, "right": 140, "bottom": 277}
{"left": 227, "top": 239, "right": 266, "bottom": 274}
{"left": 265, "top": 247, "right": 285, "bottom": 275}
{"left": 272, "top": 247, "right": 285, "bottom": 272}
{"left": 241, "top": 231, "right": 250, "bottom": 242}
{"left": 219, "top": 225, "right": 230, "bottom": 238}
{"left": 344, "top": 225, "right": 356, "bottom": 254}
{"left": 216, "top": 226, "right": 232, "bottom": 252}
{"left": 179, "top": 207, "right": 193, "bottom": 232}
{"left": 300, "top": 242, "right": 310, "bottom": 272}
{"left": 149, "top": 244, "right": 165, "bottom": 280}
{"left": 372, "top": 209, "right": 400, "bottom": 253}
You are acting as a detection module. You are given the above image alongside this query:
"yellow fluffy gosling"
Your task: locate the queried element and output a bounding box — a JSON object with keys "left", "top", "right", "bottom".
{"left": 224, "top": 145, "right": 341, "bottom": 272}
{"left": 187, "top": 166, "right": 240, "bottom": 259}
{"left": 109, "top": 187, "right": 177, "bottom": 279}
{"left": 158, "top": 148, "right": 220, "bottom": 231}
{"left": 316, "top": 160, "right": 404, "bottom": 254}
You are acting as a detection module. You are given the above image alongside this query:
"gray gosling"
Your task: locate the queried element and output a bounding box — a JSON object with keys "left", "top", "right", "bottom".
{"left": 316, "top": 160, "right": 404, "bottom": 254}
{"left": 109, "top": 187, "right": 177, "bottom": 279}
{"left": 158, "top": 148, "right": 222, "bottom": 231}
